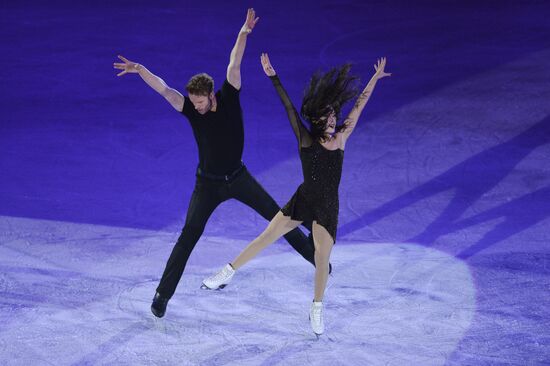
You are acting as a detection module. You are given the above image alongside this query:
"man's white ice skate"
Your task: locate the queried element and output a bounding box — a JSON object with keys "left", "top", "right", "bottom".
{"left": 309, "top": 301, "right": 324, "bottom": 337}
{"left": 201, "top": 263, "right": 235, "bottom": 290}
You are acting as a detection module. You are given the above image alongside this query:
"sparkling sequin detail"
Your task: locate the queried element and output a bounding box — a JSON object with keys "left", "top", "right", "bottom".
{"left": 281, "top": 141, "right": 343, "bottom": 242}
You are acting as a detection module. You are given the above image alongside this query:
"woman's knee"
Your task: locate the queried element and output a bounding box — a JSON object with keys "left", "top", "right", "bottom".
{"left": 313, "top": 240, "right": 333, "bottom": 264}
{"left": 314, "top": 249, "right": 330, "bottom": 263}
{"left": 259, "top": 225, "right": 281, "bottom": 243}
{"left": 261, "top": 215, "right": 293, "bottom": 242}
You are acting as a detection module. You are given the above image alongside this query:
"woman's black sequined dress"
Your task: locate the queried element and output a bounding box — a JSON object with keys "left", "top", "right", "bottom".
{"left": 269, "top": 75, "right": 344, "bottom": 242}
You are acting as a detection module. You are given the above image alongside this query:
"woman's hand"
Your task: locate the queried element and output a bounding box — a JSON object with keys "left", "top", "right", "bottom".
{"left": 261, "top": 53, "right": 276, "bottom": 77}
{"left": 373, "top": 57, "right": 391, "bottom": 80}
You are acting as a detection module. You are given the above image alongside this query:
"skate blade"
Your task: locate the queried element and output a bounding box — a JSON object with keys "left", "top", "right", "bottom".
{"left": 200, "top": 283, "right": 227, "bottom": 290}
{"left": 152, "top": 316, "right": 168, "bottom": 333}
{"left": 309, "top": 316, "right": 323, "bottom": 338}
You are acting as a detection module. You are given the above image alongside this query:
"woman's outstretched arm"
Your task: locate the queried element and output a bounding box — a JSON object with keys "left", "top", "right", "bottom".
{"left": 340, "top": 57, "right": 391, "bottom": 143}
{"left": 261, "top": 53, "right": 312, "bottom": 148}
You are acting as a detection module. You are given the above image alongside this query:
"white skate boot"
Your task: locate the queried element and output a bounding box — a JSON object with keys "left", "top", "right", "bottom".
{"left": 201, "top": 264, "right": 235, "bottom": 290}
{"left": 309, "top": 301, "right": 324, "bottom": 336}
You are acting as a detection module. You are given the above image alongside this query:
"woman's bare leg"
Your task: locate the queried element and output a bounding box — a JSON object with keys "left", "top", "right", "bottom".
{"left": 231, "top": 211, "right": 302, "bottom": 270}
{"left": 312, "top": 222, "right": 334, "bottom": 301}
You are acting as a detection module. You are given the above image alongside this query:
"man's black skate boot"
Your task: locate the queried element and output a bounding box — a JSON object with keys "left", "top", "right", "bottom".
{"left": 151, "top": 292, "right": 169, "bottom": 318}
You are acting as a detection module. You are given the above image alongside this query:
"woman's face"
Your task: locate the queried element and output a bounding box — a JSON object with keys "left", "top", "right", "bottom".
{"left": 319, "top": 109, "right": 337, "bottom": 134}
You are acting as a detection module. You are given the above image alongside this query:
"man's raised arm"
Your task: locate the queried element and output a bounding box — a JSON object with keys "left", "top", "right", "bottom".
{"left": 226, "top": 8, "right": 259, "bottom": 90}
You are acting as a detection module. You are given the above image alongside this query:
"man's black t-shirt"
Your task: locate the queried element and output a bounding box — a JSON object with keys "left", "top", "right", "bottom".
{"left": 181, "top": 79, "right": 244, "bottom": 175}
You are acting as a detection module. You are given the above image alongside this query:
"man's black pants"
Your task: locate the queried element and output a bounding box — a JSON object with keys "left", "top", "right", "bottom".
{"left": 156, "top": 166, "right": 314, "bottom": 299}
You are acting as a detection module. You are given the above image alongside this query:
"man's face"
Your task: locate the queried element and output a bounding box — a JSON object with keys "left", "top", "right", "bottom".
{"left": 189, "top": 92, "right": 214, "bottom": 115}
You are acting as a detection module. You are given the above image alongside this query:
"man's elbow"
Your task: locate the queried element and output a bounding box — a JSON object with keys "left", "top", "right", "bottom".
{"left": 159, "top": 85, "right": 171, "bottom": 97}
{"left": 227, "top": 69, "right": 241, "bottom": 88}
{"left": 227, "top": 64, "right": 241, "bottom": 77}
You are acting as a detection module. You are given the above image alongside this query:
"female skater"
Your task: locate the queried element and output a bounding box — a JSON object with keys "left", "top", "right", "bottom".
{"left": 202, "top": 53, "right": 391, "bottom": 335}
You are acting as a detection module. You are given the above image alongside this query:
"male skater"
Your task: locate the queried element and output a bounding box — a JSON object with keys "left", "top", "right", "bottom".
{"left": 114, "top": 9, "right": 323, "bottom": 318}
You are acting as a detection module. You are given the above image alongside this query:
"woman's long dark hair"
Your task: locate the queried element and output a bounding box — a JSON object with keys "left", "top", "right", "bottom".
{"left": 300, "top": 64, "right": 360, "bottom": 140}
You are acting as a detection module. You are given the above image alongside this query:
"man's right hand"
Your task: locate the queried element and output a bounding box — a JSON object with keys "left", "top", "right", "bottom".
{"left": 113, "top": 55, "right": 141, "bottom": 77}
{"left": 240, "top": 8, "right": 259, "bottom": 34}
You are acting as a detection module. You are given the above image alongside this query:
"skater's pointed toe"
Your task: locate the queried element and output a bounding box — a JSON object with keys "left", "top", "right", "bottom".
{"left": 309, "top": 301, "right": 324, "bottom": 335}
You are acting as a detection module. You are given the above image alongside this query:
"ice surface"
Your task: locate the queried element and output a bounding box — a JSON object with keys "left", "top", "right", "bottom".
{"left": 1, "top": 217, "right": 477, "bottom": 366}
